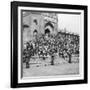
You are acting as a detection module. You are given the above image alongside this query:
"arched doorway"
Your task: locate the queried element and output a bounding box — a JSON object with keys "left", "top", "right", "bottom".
{"left": 44, "top": 21, "right": 54, "bottom": 34}
{"left": 45, "top": 28, "right": 50, "bottom": 34}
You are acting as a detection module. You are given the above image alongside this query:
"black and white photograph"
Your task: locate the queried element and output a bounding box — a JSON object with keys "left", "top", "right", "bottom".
{"left": 11, "top": 1, "right": 87, "bottom": 88}
{"left": 22, "top": 11, "right": 80, "bottom": 77}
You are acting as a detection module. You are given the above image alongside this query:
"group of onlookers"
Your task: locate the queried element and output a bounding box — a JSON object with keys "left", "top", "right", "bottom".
{"left": 23, "top": 31, "right": 79, "bottom": 68}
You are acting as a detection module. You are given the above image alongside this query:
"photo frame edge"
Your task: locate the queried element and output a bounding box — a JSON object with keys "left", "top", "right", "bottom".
{"left": 11, "top": 1, "right": 88, "bottom": 88}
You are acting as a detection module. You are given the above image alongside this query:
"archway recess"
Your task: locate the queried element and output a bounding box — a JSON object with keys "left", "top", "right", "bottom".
{"left": 44, "top": 22, "right": 54, "bottom": 34}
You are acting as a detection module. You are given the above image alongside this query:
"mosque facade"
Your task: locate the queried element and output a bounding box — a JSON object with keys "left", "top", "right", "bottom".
{"left": 22, "top": 11, "right": 58, "bottom": 42}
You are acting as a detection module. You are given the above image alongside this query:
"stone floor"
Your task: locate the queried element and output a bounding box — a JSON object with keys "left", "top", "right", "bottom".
{"left": 22, "top": 55, "right": 79, "bottom": 77}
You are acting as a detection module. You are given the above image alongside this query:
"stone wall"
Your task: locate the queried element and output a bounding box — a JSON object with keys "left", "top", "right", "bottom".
{"left": 23, "top": 11, "right": 58, "bottom": 43}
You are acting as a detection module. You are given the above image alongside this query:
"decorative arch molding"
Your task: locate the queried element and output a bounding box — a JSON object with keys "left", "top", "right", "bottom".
{"left": 45, "top": 21, "right": 54, "bottom": 29}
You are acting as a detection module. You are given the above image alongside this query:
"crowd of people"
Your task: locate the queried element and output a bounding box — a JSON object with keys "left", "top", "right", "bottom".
{"left": 23, "top": 29, "right": 80, "bottom": 68}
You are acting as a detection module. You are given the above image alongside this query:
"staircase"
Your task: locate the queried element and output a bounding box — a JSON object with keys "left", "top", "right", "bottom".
{"left": 29, "top": 55, "right": 68, "bottom": 67}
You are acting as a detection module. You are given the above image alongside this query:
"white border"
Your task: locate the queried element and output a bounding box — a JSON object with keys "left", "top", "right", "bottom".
{"left": 18, "top": 6, "right": 84, "bottom": 83}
